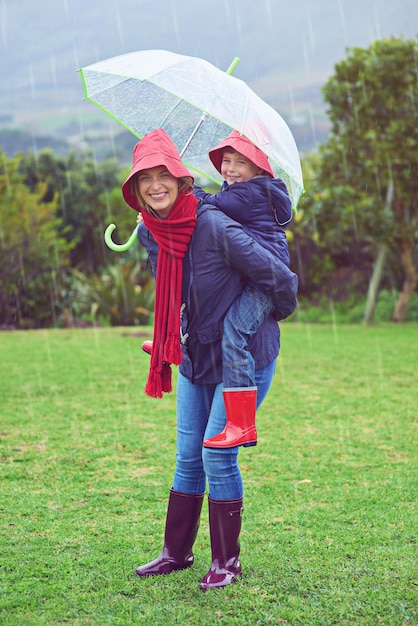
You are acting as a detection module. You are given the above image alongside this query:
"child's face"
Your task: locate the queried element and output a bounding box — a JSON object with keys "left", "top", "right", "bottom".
{"left": 220, "top": 149, "right": 263, "bottom": 185}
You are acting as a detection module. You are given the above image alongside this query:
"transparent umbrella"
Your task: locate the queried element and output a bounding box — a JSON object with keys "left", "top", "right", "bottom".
{"left": 78, "top": 49, "right": 304, "bottom": 249}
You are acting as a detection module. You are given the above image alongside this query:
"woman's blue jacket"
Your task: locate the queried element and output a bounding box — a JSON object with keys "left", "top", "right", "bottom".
{"left": 138, "top": 202, "right": 298, "bottom": 385}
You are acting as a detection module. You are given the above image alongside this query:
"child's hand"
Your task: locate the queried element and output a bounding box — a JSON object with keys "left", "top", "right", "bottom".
{"left": 136, "top": 213, "right": 144, "bottom": 225}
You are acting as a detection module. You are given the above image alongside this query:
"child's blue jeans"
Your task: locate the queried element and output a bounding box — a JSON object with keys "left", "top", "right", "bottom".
{"left": 222, "top": 285, "right": 274, "bottom": 388}
{"left": 173, "top": 359, "right": 276, "bottom": 500}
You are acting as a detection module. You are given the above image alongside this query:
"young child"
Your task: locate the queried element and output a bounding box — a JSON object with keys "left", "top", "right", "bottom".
{"left": 193, "top": 130, "right": 293, "bottom": 449}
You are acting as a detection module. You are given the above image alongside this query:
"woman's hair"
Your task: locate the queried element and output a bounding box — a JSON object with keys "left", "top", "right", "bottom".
{"left": 131, "top": 172, "right": 194, "bottom": 214}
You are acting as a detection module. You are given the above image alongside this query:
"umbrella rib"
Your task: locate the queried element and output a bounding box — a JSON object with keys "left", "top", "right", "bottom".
{"left": 159, "top": 99, "right": 185, "bottom": 128}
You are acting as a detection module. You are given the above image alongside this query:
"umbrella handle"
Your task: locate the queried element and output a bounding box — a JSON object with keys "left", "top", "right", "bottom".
{"left": 104, "top": 223, "right": 139, "bottom": 251}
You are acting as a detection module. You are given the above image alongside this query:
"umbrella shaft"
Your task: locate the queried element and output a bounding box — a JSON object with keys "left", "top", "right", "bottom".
{"left": 180, "top": 112, "right": 208, "bottom": 157}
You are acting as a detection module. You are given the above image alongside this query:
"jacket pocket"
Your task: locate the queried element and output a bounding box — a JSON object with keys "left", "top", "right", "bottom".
{"left": 196, "top": 322, "right": 223, "bottom": 344}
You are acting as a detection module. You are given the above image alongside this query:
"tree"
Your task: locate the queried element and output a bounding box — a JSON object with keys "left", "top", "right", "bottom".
{"left": 0, "top": 150, "right": 73, "bottom": 327}
{"left": 18, "top": 149, "right": 128, "bottom": 273}
{"left": 318, "top": 37, "right": 418, "bottom": 322}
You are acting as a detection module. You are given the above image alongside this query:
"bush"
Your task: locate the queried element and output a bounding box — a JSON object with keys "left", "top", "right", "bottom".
{"left": 291, "top": 289, "right": 418, "bottom": 324}
{"left": 375, "top": 289, "right": 418, "bottom": 322}
{"left": 62, "top": 262, "right": 155, "bottom": 327}
{"left": 0, "top": 151, "right": 74, "bottom": 328}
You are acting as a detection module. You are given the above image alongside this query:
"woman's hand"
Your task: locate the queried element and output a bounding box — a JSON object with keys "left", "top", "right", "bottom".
{"left": 136, "top": 213, "right": 144, "bottom": 225}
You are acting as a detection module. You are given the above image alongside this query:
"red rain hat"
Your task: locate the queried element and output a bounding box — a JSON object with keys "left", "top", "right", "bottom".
{"left": 209, "top": 130, "right": 274, "bottom": 179}
{"left": 122, "top": 128, "right": 194, "bottom": 211}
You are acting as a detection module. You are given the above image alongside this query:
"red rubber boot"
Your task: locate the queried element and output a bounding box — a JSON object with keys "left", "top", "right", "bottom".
{"left": 203, "top": 387, "right": 257, "bottom": 449}
{"left": 141, "top": 340, "right": 153, "bottom": 355}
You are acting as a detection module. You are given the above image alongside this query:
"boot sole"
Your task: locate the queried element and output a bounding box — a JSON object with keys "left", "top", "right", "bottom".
{"left": 203, "top": 440, "right": 257, "bottom": 449}
{"left": 200, "top": 573, "right": 241, "bottom": 591}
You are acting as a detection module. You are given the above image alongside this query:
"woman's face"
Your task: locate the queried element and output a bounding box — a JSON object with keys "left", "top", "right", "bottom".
{"left": 138, "top": 166, "right": 179, "bottom": 218}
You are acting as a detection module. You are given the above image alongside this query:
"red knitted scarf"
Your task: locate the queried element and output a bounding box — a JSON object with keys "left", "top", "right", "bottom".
{"left": 141, "top": 191, "right": 197, "bottom": 398}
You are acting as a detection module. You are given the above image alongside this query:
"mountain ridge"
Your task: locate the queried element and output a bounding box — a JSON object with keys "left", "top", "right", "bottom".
{"left": 1, "top": 0, "right": 417, "bottom": 156}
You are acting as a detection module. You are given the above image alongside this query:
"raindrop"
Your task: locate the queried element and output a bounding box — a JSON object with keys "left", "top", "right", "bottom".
{"left": 304, "top": 323, "right": 313, "bottom": 353}
{"left": 0, "top": 0, "right": 8, "bottom": 49}
{"left": 107, "top": 119, "right": 117, "bottom": 160}
{"left": 329, "top": 299, "right": 339, "bottom": 343}
{"left": 301, "top": 33, "right": 310, "bottom": 79}
{"left": 337, "top": 0, "right": 347, "bottom": 39}
{"left": 288, "top": 83, "right": 296, "bottom": 119}
{"left": 50, "top": 47, "right": 57, "bottom": 87}
{"left": 369, "top": 2, "right": 382, "bottom": 42}
{"left": 113, "top": 0, "right": 124, "bottom": 48}
{"left": 28, "top": 62, "right": 36, "bottom": 101}
{"left": 307, "top": 102, "right": 317, "bottom": 145}
{"left": 72, "top": 41, "right": 80, "bottom": 73}
{"left": 306, "top": 13, "right": 315, "bottom": 52}
{"left": 224, "top": 0, "right": 232, "bottom": 23}
{"left": 30, "top": 127, "right": 38, "bottom": 156}
{"left": 351, "top": 206, "right": 359, "bottom": 242}
{"left": 264, "top": 0, "right": 272, "bottom": 24}
{"left": 62, "top": 0, "right": 70, "bottom": 19}
{"left": 232, "top": 3, "right": 243, "bottom": 47}
{"left": 374, "top": 338, "right": 385, "bottom": 390}
{"left": 76, "top": 110, "right": 86, "bottom": 147}
{"left": 170, "top": 2, "right": 181, "bottom": 46}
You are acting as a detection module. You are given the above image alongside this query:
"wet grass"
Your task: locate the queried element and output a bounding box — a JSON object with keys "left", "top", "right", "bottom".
{"left": 0, "top": 323, "right": 417, "bottom": 625}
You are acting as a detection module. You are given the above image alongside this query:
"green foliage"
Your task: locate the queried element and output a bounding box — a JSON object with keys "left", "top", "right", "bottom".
{"left": 319, "top": 37, "right": 418, "bottom": 319}
{"left": 287, "top": 153, "right": 339, "bottom": 295}
{"left": 68, "top": 261, "right": 155, "bottom": 327}
{"left": 374, "top": 289, "right": 418, "bottom": 322}
{"left": 0, "top": 149, "right": 74, "bottom": 328}
{"left": 18, "top": 149, "right": 134, "bottom": 273}
{"left": 292, "top": 289, "right": 418, "bottom": 324}
{"left": 0, "top": 325, "right": 416, "bottom": 625}
{"left": 289, "top": 38, "right": 418, "bottom": 320}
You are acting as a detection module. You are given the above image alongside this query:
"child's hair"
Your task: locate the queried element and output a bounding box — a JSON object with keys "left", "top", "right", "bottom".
{"left": 131, "top": 173, "right": 194, "bottom": 214}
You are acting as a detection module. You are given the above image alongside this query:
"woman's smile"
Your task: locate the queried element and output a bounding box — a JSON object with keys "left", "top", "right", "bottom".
{"left": 138, "top": 166, "right": 179, "bottom": 218}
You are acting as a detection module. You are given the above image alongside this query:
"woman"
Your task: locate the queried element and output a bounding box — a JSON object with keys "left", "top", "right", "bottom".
{"left": 121, "top": 128, "right": 298, "bottom": 591}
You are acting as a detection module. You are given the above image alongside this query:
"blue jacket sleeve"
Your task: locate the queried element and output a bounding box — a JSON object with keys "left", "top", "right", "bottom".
{"left": 137, "top": 222, "right": 158, "bottom": 277}
{"left": 194, "top": 184, "right": 253, "bottom": 223}
{"left": 212, "top": 213, "right": 298, "bottom": 320}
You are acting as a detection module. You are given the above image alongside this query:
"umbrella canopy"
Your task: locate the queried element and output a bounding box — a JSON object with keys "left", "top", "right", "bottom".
{"left": 79, "top": 49, "right": 304, "bottom": 208}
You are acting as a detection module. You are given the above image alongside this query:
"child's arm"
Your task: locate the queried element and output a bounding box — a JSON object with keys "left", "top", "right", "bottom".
{"left": 193, "top": 184, "right": 216, "bottom": 205}
{"left": 193, "top": 184, "right": 253, "bottom": 223}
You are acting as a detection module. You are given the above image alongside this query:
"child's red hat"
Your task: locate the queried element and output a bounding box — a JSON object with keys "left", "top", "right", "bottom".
{"left": 209, "top": 130, "right": 274, "bottom": 178}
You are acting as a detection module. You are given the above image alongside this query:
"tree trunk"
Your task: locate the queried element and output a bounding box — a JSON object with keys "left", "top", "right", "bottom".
{"left": 364, "top": 245, "right": 387, "bottom": 325}
{"left": 392, "top": 239, "right": 417, "bottom": 322}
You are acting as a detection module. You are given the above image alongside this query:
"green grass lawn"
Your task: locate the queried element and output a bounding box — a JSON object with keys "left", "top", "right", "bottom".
{"left": 0, "top": 324, "right": 416, "bottom": 626}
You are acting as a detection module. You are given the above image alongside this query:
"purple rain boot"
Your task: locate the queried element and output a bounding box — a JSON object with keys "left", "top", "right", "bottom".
{"left": 136, "top": 489, "right": 204, "bottom": 577}
{"left": 199, "top": 496, "right": 243, "bottom": 591}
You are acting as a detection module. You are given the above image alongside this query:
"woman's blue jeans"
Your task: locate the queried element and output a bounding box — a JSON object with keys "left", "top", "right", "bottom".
{"left": 173, "top": 359, "right": 276, "bottom": 500}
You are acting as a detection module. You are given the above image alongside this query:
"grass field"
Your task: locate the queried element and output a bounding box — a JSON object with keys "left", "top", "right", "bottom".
{"left": 0, "top": 323, "right": 417, "bottom": 625}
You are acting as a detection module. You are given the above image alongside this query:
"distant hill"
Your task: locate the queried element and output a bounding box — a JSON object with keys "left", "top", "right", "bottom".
{"left": 1, "top": 0, "right": 417, "bottom": 159}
